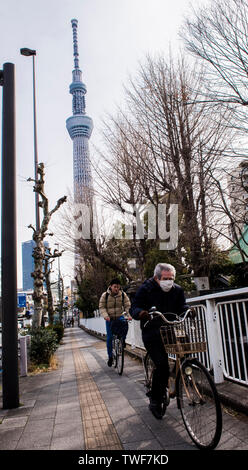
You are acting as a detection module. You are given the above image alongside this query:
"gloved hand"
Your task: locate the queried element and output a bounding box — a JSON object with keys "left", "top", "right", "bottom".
{"left": 139, "top": 310, "right": 150, "bottom": 320}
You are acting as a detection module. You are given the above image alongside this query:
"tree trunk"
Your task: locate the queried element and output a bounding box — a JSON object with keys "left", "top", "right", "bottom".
{"left": 28, "top": 163, "right": 67, "bottom": 328}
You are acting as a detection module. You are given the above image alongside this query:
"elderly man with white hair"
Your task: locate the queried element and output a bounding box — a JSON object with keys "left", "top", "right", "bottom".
{"left": 130, "top": 263, "right": 191, "bottom": 420}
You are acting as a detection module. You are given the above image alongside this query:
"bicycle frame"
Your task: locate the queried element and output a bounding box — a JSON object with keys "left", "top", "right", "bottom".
{"left": 146, "top": 308, "right": 204, "bottom": 400}
{"left": 143, "top": 307, "right": 222, "bottom": 449}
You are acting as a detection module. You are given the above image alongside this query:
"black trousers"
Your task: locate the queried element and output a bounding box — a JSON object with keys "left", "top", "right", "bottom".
{"left": 143, "top": 333, "right": 169, "bottom": 403}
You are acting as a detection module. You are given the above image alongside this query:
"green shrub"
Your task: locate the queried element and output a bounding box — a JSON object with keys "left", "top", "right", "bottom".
{"left": 47, "top": 324, "right": 64, "bottom": 344}
{"left": 30, "top": 327, "right": 58, "bottom": 365}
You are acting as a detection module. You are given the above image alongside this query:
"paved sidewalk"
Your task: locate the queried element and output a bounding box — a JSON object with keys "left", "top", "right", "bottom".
{"left": 0, "top": 326, "right": 247, "bottom": 451}
{"left": 124, "top": 339, "right": 248, "bottom": 417}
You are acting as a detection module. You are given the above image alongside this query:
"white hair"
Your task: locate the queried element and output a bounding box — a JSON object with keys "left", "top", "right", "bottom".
{"left": 153, "top": 263, "right": 176, "bottom": 279}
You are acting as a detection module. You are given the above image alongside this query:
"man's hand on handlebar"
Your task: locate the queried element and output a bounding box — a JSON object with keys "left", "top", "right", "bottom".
{"left": 139, "top": 310, "right": 150, "bottom": 320}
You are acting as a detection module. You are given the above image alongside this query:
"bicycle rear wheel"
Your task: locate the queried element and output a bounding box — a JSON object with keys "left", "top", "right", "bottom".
{"left": 116, "top": 338, "right": 124, "bottom": 375}
{"left": 176, "top": 358, "right": 222, "bottom": 450}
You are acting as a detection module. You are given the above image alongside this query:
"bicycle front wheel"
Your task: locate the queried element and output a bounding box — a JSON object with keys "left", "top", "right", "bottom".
{"left": 176, "top": 358, "right": 222, "bottom": 450}
{"left": 116, "top": 338, "right": 124, "bottom": 375}
{"left": 112, "top": 337, "right": 118, "bottom": 368}
{"left": 144, "top": 353, "right": 155, "bottom": 393}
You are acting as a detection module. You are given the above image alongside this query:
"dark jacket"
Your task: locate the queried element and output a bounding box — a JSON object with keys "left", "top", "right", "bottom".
{"left": 130, "top": 277, "right": 189, "bottom": 341}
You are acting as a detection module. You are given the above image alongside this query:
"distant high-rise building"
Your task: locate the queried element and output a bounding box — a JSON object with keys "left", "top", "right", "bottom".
{"left": 22, "top": 240, "right": 49, "bottom": 291}
{"left": 22, "top": 240, "right": 35, "bottom": 290}
{"left": 66, "top": 18, "right": 93, "bottom": 204}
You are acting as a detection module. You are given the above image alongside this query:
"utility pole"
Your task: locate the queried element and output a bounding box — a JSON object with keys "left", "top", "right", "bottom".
{"left": 1, "top": 62, "right": 19, "bottom": 409}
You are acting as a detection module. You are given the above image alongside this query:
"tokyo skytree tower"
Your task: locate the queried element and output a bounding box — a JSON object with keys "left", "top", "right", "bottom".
{"left": 66, "top": 19, "right": 93, "bottom": 205}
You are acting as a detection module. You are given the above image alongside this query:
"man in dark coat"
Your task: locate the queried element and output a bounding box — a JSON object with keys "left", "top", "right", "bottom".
{"left": 130, "top": 263, "right": 190, "bottom": 419}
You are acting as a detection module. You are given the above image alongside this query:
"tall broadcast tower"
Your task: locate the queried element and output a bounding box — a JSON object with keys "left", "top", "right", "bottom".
{"left": 66, "top": 19, "right": 93, "bottom": 204}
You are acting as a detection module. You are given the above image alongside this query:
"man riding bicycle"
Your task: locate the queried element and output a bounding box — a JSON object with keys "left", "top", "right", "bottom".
{"left": 130, "top": 263, "right": 191, "bottom": 420}
{"left": 99, "top": 278, "right": 131, "bottom": 367}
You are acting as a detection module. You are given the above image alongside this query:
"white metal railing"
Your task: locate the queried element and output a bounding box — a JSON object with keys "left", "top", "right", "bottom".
{"left": 217, "top": 299, "right": 248, "bottom": 385}
{"left": 80, "top": 287, "right": 248, "bottom": 386}
{"left": 188, "top": 288, "right": 248, "bottom": 385}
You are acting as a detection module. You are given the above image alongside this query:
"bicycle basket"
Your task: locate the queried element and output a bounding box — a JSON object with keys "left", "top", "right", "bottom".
{"left": 160, "top": 317, "right": 207, "bottom": 355}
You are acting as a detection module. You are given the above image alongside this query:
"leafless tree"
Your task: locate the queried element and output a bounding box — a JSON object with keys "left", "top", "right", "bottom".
{"left": 208, "top": 163, "right": 248, "bottom": 263}
{"left": 95, "top": 54, "right": 235, "bottom": 277}
{"left": 28, "top": 163, "right": 67, "bottom": 328}
{"left": 55, "top": 192, "right": 133, "bottom": 282}
{"left": 181, "top": 0, "right": 248, "bottom": 157}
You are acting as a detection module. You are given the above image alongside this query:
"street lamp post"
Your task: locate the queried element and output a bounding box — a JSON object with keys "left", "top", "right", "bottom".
{"left": 1, "top": 62, "right": 19, "bottom": 408}
{"left": 20, "top": 48, "right": 40, "bottom": 231}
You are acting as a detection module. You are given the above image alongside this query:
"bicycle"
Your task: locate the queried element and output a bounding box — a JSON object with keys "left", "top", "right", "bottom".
{"left": 143, "top": 307, "right": 222, "bottom": 450}
{"left": 111, "top": 315, "right": 131, "bottom": 375}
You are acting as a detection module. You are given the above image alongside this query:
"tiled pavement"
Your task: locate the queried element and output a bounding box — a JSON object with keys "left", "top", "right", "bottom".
{"left": 0, "top": 326, "right": 247, "bottom": 451}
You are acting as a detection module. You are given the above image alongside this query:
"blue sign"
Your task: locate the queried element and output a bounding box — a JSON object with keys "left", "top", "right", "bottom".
{"left": 18, "top": 293, "right": 26, "bottom": 308}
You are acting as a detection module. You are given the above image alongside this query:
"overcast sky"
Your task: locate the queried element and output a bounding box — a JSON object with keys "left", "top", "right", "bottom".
{"left": 0, "top": 0, "right": 204, "bottom": 288}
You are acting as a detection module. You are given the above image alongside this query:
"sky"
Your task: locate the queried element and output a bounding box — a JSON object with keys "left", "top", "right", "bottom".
{"left": 0, "top": 0, "right": 204, "bottom": 288}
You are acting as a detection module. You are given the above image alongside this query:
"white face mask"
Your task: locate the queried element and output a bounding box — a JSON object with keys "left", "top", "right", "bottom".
{"left": 160, "top": 280, "right": 174, "bottom": 292}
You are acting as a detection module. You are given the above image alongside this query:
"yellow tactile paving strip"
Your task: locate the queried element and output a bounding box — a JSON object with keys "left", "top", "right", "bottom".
{"left": 72, "top": 337, "right": 123, "bottom": 450}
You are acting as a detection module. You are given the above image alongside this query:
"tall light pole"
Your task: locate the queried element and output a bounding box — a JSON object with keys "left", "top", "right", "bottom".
{"left": 1, "top": 62, "right": 19, "bottom": 408}
{"left": 20, "top": 48, "right": 40, "bottom": 231}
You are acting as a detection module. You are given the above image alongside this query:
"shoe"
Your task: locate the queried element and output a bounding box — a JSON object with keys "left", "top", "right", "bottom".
{"left": 107, "top": 357, "right": 113, "bottom": 367}
{"left": 149, "top": 400, "right": 163, "bottom": 420}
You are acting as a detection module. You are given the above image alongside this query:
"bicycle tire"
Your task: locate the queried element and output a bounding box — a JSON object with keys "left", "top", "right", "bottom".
{"left": 144, "top": 353, "right": 169, "bottom": 415}
{"left": 144, "top": 353, "right": 154, "bottom": 393}
{"left": 116, "top": 338, "right": 124, "bottom": 375}
{"left": 112, "top": 336, "right": 118, "bottom": 368}
{"left": 176, "top": 358, "right": 222, "bottom": 450}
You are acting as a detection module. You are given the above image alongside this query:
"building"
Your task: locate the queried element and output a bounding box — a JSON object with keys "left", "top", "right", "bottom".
{"left": 66, "top": 18, "right": 93, "bottom": 205}
{"left": 229, "top": 224, "right": 248, "bottom": 263}
{"left": 22, "top": 240, "right": 49, "bottom": 291}
{"left": 22, "top": 240, "right": 35, "bottom": 290}
{"left": 228, "top": 161, "right": 248, "bottom": 240}
{"left": 228, "top": 161, "right": 248, "bottom": 264}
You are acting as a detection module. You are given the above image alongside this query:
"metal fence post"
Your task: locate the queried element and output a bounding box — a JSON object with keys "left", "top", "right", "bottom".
{"left": 205, "top": 298, "right": 224, "bottom": 384}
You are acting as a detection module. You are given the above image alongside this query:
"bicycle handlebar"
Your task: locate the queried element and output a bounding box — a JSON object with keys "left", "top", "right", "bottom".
{"left": 143, "top": 308, "right": 192, "bottom": 328}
